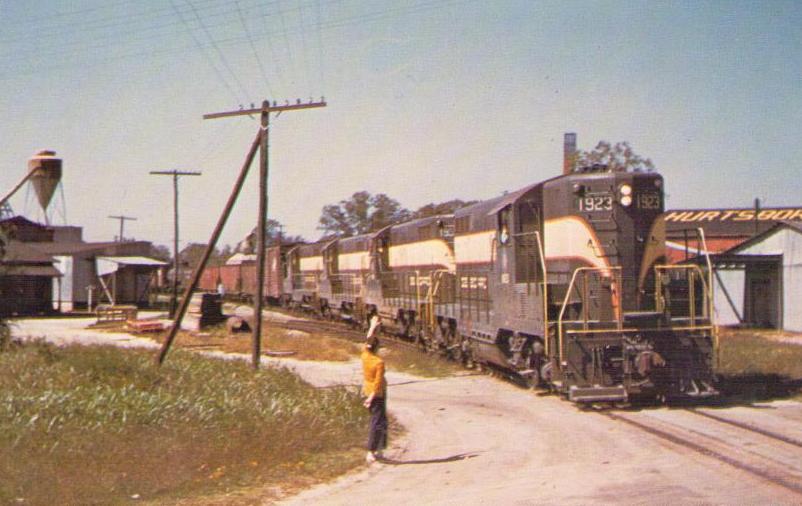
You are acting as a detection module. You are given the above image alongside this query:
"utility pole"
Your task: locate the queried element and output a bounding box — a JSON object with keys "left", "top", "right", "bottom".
{"left": 150, "top": 170, "right": 202, "bottom": 317}
{"left": 157, "top": 98, "right": 326, "bottom": 368}
{"left": 108, "top": 215, "right": 137, "bottom": 242}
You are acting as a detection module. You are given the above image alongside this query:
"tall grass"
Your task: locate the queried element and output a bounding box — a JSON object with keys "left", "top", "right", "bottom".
{"left": 716, "top": 329, "right": 802, "bottom": 401}
{"left": 0, "top": 342, "right": 367, "bottom": 505}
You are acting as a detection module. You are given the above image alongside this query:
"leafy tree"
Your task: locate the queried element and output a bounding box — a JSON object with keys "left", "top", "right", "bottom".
{"left": 148, "top": 244, "right": 171, "bottom": 262}
{"left": 237, "top": 218, "right": 304, "bottom": 253}
{"left": 318, "top": 192, "right": 411, "bottom": 237}
{"left": 574, "top": 141, "right": 655, "bottom": 172}
{"left": 178, "top": 242, "right": 230, "bottom": 271}
{"left": 414, "top": 199, "right": 477, "bottom": 218}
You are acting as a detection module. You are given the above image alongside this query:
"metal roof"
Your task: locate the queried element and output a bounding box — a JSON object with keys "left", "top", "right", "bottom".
{"left": 96, "top": 256, "right": 167, "bottom": 277}
{"left": 2, "top": 240, "right": 55, "bottom": 264}
{"left": 0, "top": 265, "right": 62, "bottom": 277}
{"left": 724, "top": 220, "right": 802, "bottom": 255}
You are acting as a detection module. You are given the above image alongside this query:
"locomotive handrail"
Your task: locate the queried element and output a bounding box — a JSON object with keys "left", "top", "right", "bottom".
{"left": 653, "top": 264, "right": 711, "bottom": 324}
{"left": 557, "top": 266, "right": 622, "bottom": 364}
{"left": 427, "top": 269, "right": 451, "bottom": 331}
{"left": 534, "top": 231, "right": 549, "bottom": 356}
{"left": 697, "top": 227, "right": 719, "bottom": 366}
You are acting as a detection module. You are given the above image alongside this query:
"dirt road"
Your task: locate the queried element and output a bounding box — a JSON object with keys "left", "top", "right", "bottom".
{"left": 11, "top": 317, "right": 802, "bottom": 505}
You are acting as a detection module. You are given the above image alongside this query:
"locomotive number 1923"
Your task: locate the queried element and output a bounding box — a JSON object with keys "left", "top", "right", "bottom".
{"left": 578, "top": 195, "right": 613, "bottom": 212}
{"left": 637, "top": 193, "right": 661, "bottom": 210}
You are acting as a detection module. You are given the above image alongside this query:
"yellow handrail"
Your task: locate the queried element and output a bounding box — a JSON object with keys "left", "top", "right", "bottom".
{"left": 653, "top": 264, "right": 710, "bottom": 320}
{"left": 556, "top": 266, "right": 622, "bottom": 364}
{"left": 697, "top": 227, "right": 719, "bottom": 366}
{"left": 534, "top": 231, "right": 549, "bottom": 355}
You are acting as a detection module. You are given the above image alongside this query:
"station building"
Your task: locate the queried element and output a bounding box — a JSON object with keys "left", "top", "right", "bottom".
{"left": 0, "top": 216, "right": 165, "bottom": 313}
{"left": 663, "top": 207, "right": 802, "bottom": 332}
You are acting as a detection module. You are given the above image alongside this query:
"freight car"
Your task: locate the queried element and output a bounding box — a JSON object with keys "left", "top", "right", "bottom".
{"left": 198, "top": 244, "right": 293, "bottom": 304}
{"left": 204, "top": 164, "right": 718, "bottom": 403}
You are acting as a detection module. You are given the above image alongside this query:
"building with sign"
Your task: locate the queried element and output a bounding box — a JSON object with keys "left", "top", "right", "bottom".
{"left": 662, "top": 208, "right": 802, "bottom": 332}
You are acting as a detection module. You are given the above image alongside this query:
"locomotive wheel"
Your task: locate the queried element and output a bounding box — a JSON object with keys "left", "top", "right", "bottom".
{"left": 524, "top": 368, "right": 541, "bottom": 389}
{"left": 540, "top": 362, "right": 554, "bottom": 388}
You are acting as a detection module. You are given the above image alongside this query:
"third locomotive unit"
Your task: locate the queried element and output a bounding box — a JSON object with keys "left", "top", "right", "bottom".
{"left": 201, "top": 163, "right": 718, "bottom": 403}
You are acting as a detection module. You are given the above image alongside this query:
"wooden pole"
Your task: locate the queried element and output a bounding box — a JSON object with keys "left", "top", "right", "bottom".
{"left": 157, "top": 131, "right": 262, "bottom": 365}
{"left": 149, "top": 170, "right": 202, "bottom": 317}
{"left": 252, "top": 101, "right": 271, "bottom": 368}
{"left": 200, "top": 98, "right": 326, "bottom": 369}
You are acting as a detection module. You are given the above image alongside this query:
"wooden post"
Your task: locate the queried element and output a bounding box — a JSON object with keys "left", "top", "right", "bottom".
{"left": 149, "top": 170, "right": 202, "bottom": 317}
{"left": 201, "top": 98, "right": 326, "bottom": 369}
{"left": 252, "top": 101, "right": 270, "bottom": 368}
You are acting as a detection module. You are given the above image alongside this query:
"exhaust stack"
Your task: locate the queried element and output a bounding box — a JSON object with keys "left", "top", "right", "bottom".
{"left": 563, "top": 132, "right": 577, "bottom": 175}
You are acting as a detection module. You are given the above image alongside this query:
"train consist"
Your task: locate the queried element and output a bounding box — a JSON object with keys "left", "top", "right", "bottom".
{"left": 200, "top": 164, "right": 718, "bottom": 403}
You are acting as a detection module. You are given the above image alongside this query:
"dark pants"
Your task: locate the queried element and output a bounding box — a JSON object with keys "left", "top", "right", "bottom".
{"left": 368, "top": 396, "right": 387, "bottom": 452}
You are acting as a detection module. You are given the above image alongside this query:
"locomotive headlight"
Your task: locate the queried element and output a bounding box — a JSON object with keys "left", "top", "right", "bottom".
{"left": 619, "top": 183, "right": 633, "bottom": 206}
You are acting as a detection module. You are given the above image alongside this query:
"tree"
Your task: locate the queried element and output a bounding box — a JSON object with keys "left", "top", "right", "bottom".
{"left": 574, "top": 141, "right": 655, "bottom": 173}
{"left": 236, "top": 218, "right": 304, "bottom": 253}
{"left": 414, "top": 199, "right": 477, "bottom": 218}
{"left": 148, "top": 244, "right": 171, "bottom": 262}
{"left": 318, "top": 192, "right": 411, "bottom": 237}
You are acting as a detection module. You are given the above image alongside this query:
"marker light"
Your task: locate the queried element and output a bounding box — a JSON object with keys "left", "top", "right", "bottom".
{"left": 620, "top": 195, "right": 633, "bottom": 207}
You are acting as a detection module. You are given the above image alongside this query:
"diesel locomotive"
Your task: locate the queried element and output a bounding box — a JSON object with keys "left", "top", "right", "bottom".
{"left": 201, "top": 164, "right": 718, "bottom": 403}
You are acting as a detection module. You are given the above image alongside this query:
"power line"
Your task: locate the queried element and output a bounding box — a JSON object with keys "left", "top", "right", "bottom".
{"left": 314, "top": 0, "right": 327, "bottom": 92}
{"left": 235, "top": 0, "right": 275, "bottom": 98}
{"left": 0, "top": 0, "right": 245, "bottom": 45}
{"left": 169, "top": 0, "right": 244, "bottom": 103}
{"left": 0, "top": 0, "right": 289, "bottom": 66}
{"left": 1, "top": 0, "right": 474, "bottom": 83}
{"left": 296, "top": 2, "right": 313, "bottom": 95}
{"left": 182, "top": 0, "right": 252, "bottom": 101}
{"left": 276, "top": 0, "right": 298, "bottom": 86}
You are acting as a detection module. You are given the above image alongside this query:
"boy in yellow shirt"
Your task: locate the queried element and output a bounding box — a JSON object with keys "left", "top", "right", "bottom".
{"left": 362, "top": 315, "right": 386, "bottom": 463}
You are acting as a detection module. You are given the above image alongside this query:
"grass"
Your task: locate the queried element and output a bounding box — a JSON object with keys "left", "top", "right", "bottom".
{"left": 134, "top": 312, "right": 463, "bottom": 378}
{"left": 715, "top": 328, "right": 802, "bottom": 401}
{"left": 0, "top": 341, "right": 368, "bottom": 505}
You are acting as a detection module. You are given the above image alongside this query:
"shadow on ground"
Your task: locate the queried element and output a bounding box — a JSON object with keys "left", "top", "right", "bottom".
{"left": 710, "top": 373, "right": 802, "bottom": 406}
{"left": 379, "top": 452, "right": 479, "bottom": 466}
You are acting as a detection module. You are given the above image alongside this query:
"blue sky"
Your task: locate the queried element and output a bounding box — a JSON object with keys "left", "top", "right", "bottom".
{"left": 1, "top": 0, "right": 800, "bottom": 248}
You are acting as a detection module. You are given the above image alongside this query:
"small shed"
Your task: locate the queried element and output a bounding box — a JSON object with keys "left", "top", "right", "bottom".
{"left": 0, "top": 240, "right": 60, "bottom": 315}
{"left": 95, "top": 256, "right": 167, "bottom": 306}
{"left": 709, "top": 222, "right": 802, "bottom": 332}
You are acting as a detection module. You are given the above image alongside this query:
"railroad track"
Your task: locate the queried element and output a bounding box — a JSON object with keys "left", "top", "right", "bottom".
{"left": 601, "top": 407, "right": 802, "bottom": 497}
{"left": 267, "top": 309, "right": 443, "bottom": 353}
